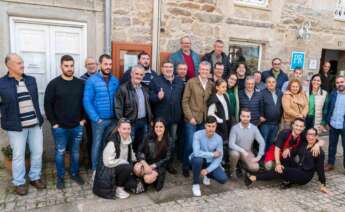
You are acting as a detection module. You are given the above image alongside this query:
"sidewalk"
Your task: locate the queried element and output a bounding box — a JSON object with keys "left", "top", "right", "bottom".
{"left": 0, "top": 135, "right": 344, "bottom": 212}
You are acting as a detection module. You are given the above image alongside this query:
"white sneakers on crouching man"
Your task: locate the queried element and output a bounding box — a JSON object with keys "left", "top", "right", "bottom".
{"left": 116, "top": 187, "right": 130, "bottom": 199}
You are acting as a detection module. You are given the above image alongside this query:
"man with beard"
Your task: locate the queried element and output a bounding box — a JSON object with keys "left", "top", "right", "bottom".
{"left": 120, "top": 51, "right": 158, "bottom": 87}
{"left": 44, "top": 55, "right": 86, "bottom": 189}
{"left": 325, "top": 75, "right": 345, "bottom": 172}
{"left": 83, "top": 54, "right": 119, "bottom": 172}
{"left": 261, "top": 58, "right": 288, "bottom": 91}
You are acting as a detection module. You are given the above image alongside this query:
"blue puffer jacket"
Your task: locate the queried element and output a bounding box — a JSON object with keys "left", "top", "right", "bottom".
{"left": 83, "top": 72, "right": 119, "bottom": 122}
{"left": 169, "top": 49, "right": 200, "bottom": 76}
{"left": 0, "top": 74, "right": 43, "bottom": 131}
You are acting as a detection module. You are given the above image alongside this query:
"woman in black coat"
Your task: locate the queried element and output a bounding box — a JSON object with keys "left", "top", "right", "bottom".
{"left": 135, "top": 118, "right": 172, "bottom": 191}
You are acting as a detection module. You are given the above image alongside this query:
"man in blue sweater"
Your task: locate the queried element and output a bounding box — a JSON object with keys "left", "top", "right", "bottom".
{"left": 190, "top": 116, "right": 228, "bottom": 197}
{"left": 83, "top": 54, "right": 119, "bottom": 171}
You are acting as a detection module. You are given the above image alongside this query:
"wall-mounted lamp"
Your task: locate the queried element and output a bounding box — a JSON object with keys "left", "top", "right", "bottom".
{"left": 297, "top": 21, "right": 311, "bottom": 40}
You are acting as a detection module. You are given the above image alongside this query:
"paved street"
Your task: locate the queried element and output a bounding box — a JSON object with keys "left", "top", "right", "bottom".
{"left": 0, "top": 136, "right": 345, "bottom": 212}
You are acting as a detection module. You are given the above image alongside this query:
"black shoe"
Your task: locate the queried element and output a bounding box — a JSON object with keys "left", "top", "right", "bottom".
{"left": 182, "top": 168, "right": 190, "bottom": 178}
{"left": 71, "top": 175, "right": 85, "bottom": 185}
{"left": 279, "top": 181, "right": 292, "bottom": 190}
{"left": 167, "top": 166, "right": 178, "bottom": 175}
{"left": 244, "top": 172, "right": 253, "bottom": 187}
{"left": 56, "top": 177, "right": 65, "bottom": 190}
{"left": 236, "top": 168, "right": 243, "bottom": 178}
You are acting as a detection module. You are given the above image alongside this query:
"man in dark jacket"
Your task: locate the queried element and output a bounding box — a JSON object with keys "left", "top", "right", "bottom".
{"left": 0, "top": 53, "right": 45, "bottom": 195}
{"left": 259, "top": 76, "right": 283, "bottom": 152}
{"left": 115, "top": 65, "right": 153, "bottom": 152}
{"left": 120, "top": 51, "right": 158, "bottom": 87}
{"left": 239, "top": 76, "right": 263, "bottom": 126}
{"left": 150, "top": 62, "right": 185, "bottom": 174}
{"left": 203, "top": 40, "right": 231, "bottom": 78}
{"left": 261, "top": 58, "right": 288, "bottom": 91}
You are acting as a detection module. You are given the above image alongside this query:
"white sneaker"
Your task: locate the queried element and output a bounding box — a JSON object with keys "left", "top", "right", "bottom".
{"left": 192, "top": 184, "right": 202, "bottom": 197}
{"left": 90, "top": 171, "right": 96, "bottom": 188}
{"left": 203, "top": 176, "right": 211, "bottom": 186}
{"left": 116, "top": 187, "right": 130, "bottom": 199}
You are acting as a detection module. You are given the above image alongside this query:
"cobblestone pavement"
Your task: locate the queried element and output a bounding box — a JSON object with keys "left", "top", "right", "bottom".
{"left": 0, "top": 137, "right": 345, "bottom": 212}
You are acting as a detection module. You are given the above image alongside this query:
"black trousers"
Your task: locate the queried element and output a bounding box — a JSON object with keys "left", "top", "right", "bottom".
{"left": 115, "top": 164, "right": 132, "bottom": 187}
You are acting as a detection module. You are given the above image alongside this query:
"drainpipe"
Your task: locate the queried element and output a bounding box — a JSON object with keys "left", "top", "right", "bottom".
{"left": 152, "top": 0, "right": 161, "bottom": 72}
{"left": 104, "top": 0, "right": 112, "bottom": 54}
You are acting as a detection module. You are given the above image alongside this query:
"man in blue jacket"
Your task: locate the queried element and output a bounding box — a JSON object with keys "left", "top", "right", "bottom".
{"left": 83, "top": 54, "right": 119, "bottom": 171}
{"left": 169, "top": 36, "right": 200, "bottom": 80}
{"left": 150, "top": 61, "right": 185, "bottom": 174}
{"left": 325, "top": 75, "right": 345, "bottom": 172}
{"left": 261, "top": 58, "right": 288, "bottom": 91}
{"left": 0, "top": 54, "right": 45, "bottom": 195}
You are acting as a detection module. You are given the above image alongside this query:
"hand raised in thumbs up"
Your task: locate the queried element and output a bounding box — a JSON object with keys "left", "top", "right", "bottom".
{"left": 158, "top": 88, "right": 164, "bottom": 100}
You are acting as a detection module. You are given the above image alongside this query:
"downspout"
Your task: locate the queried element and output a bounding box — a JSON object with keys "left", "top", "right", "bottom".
{"left": 104, "top": 0, "right": 112, "bottom": 54}
{"left": 152, "top": 0, "right": 161, "bottom": 72}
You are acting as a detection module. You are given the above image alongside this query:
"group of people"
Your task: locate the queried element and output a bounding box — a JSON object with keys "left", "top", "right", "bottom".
{"left": 1, "top": 36, "right": 345, "bottom": 199}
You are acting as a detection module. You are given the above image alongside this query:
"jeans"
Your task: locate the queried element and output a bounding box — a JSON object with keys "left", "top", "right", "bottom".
{"left": 260, "top": 124, "right": 279, "bottom": 152}
{"left": 52, "top": 125, "right": 83, "bottom": 177}
{"left": 7, "top": 125, "right": 43, "bottom": 186}
{"left": 183, "top": 122, "right": 204, "bottom": 169}
{"left": 328, "top": 126, "right": 345, "bottom": 167}
{"left": 131, "top": 118, "right": 148, "bottom": 152}
{"left": 91, "top": 119, "right": 113, "bottom": 170}
{"left": 190, "top": 157, "right": 228, "bottom": 185}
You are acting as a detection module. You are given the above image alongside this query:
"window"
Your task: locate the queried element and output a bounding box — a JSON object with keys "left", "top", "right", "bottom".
{"left": 335, "top": 0, "right": 345, "bottom": 21}
{"left": 234, "top": 0, "right": 268, "bottom": 7}
{"left": 228, "top": 43, "right": 262, "bottom": 74}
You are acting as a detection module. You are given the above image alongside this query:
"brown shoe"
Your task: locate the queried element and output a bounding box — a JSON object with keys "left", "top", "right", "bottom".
{"left": 324, "top": 164, "right": 335, "bottom": 172}
{"left": 15, "top": 184, "right": 28, "bottom": 196}
{"left": 30, "top": 179, "right": 46, "bottom": 190}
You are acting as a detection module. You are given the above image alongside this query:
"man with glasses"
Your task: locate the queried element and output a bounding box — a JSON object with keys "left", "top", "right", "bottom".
{"left": 169, "top": 36, "right": 200, "bottom": 80}
{"left": 261, "top": 58, "right": 288, "bottom": 91}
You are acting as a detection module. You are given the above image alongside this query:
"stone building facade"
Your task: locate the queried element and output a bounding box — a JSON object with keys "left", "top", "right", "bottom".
{"left": 1, "top": 0, "right": 345, "bottom": 164}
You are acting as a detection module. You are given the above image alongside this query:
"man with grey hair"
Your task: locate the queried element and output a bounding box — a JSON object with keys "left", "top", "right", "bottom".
{"left": 0, "top": 53, "right": 45, "bottom": 195}
{"left": 181, "top": 61, "right": 214, "bottom": 177}
{"left": 238, "top": 75, "right": 263, "bottom": 126}
{"left": 115, "top": 64, "right": 153, "bottom": 152}
{"left": 80, "top": 57, "right": 98, "bottom": 81}
{"left": 169, "top": 35, "right": 200, "bottom": 80}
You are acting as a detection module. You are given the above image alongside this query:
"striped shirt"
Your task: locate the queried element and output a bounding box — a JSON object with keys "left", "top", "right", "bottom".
{"left": 17, "top": 79, "right": 38, "bottom": 128}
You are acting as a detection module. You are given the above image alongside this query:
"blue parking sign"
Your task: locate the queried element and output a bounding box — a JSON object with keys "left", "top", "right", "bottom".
{"left": 290, "top": 51, "right": 305, "bottom": 70}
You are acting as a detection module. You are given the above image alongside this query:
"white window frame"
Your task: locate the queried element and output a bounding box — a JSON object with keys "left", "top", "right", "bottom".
{"left": 228, "top": 41, "right": 263, "bottom": 72}
{"left": 234, "top": 0, "right": 269, "bottom": 8}
{"left": 335, "top": 0, "right": 345, "bottom": 21}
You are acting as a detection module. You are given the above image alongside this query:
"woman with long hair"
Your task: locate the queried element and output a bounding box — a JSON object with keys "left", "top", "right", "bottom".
{"left": 282, "top": 79, "right": 309, "bottom": 128}
{"left": 233, "top": 62, "right": 249, "bottom": 90}
{"left": 306, "top": 74, "right": 328, "bottom": 132}
{"left": 226, "top": 73, "right": 240, "bottom": 123}
{"left": 135, "top": 118, "right": 172, "bottom": 191}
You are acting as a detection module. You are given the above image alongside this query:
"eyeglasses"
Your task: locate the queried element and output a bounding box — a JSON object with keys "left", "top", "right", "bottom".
{"left": 118, "top": 118, "right": 131, "bottom": 124}
{"left": 273, "top": 63, "right": 281, "bottom": 65}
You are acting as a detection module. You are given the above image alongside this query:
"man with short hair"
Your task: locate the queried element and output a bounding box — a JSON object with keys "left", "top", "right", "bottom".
{"left": 238, "top": 76, "right": 263, "bottom": 126}
{"left": 182, "top": 61, "right": 214, "bottom": 177}
{"left": 261, "top": 58, "right": 288, "bottom": 91}
{"left": 325, "top": 75, "right": 345, "bottom": 171}
{"left": 80, "top": 57, "right": 98, "bottom": 80}
{"left": 190, "top": 116, "right": 228, "bottom": 197}
{"left": 169, "top": 36, "right": 200, "bottom": 80}
{"left": 0, "top": 53, "right": 45, "bottom": 195}
{"left": 45, "top": 55, "right": 86, "bottom": 189}
{"left": 281, "top": 67, "right": 308, "bottom": 92}
{"left": 228, "top": 109, "right": 265, "bottom": 178}
{"left": 210, "top": 62, "right": 225, "bottom": 82}
{"left": 203, "top": 40, "right": 231, "bottom": 78}
{"left": 120, "top": 51, "right": 158, "bottom": 87}
{"left": 115, "top": 65, "right": 153, "bottom": 152}
{"left": 83, "top": 54, "right": 120, "bottom": 171}
{"left": 150, "top": 62, "right": 185, "bottom": 174}
{"left": 253, "top": 71, "right": 266, "bottom": 92}
{"left": 260, "top": 76, "right": 283, "bottom": 152}
{"left": 176, "top": 63, "right": 188, "bottom": 84}
{"left": 80, "top": 56, "right": 98, "bottom": 169}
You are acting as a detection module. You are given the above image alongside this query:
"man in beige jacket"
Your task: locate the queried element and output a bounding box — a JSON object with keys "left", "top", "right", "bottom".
{"left": 181, "top": 61, "right": 214, "bottom": 177}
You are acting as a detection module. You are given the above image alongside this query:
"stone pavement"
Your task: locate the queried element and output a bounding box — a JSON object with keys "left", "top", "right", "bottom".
{"left": 0, "top": 136, "right": 345, "bottom": 212}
